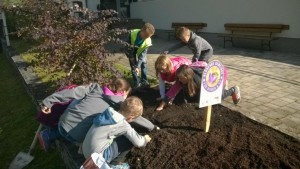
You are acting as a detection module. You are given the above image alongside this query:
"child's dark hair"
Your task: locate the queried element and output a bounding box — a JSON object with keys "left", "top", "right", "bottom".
{"left": 176, "top": 27, "right": 190, "bottom": 38}
{"left": 176, "top": 65, "right": 199, "bottom": 97}
{"left": 141, "top": 23, "right": 155, "bottom": 37}
{"left": 109, "top": 78, "right": 131, "bottom": 93}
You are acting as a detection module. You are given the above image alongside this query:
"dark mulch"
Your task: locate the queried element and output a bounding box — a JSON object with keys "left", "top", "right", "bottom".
{"left": 127, "top": 88, "right": 300, "bottom": 169}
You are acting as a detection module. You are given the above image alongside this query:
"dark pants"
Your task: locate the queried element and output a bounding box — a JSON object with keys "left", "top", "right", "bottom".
{"left": 46, "top": 123, "right": 78, "bottom": 144}
{"left": 128, "top": 51, "right": 148, "bottom": 85}
{"left": 196, "top": 49, "right": 213, "bottom": 63}
{"left": 222, "top": 87, "right": 235, "bottom": 100}
{"left": 109, "top": 136, "right": 134, "bottom": 164}
{"left": 105, "top": 117, "right": 154, "bottom": 164}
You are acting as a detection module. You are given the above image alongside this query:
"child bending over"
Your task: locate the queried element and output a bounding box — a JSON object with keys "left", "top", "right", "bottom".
{"left": 164, "top": 27, "right": 213, "bottom": 63}
{"left": 155, "top": 54, "right": 191, "bottom": 110}
{"left": 156, "top": 65, "right": 241, "bottom": 111}
{"left": 82, "top": 96, "right": 152, "bottom": 168}
{"left": 38, "top": 78, "right": 155, "bottom": 151}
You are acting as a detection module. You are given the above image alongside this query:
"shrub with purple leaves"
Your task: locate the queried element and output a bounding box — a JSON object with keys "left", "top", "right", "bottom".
{"left": 2, "top": 0, "right": 128, "bottom": 86}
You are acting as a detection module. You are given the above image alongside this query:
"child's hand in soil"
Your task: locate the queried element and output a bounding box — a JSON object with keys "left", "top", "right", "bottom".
{"left": 41, "top": 106, "right": 51, "bottom": 114}
{"left": 144, "top": 135, "right": 152, "bottom": 143}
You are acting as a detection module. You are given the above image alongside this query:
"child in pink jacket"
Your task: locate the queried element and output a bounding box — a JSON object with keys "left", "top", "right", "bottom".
{"left": 155, "top": 55, "right": 192, "bottom": 111}
{"left": 156, "top": 64, "right": 241, "bottom": 111}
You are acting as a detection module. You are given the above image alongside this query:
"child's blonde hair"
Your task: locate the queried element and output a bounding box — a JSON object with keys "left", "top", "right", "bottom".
{"left": 141, "top": 23, "right": 155, "bottom": 37}
{"left": 119, "top": 96, "right": 143, "bottom": 118}
{"left": 176, "top": 27, "right": 190, "bottom": 39}
{"left": 176, "top": 65, "right": 199, "bottom": 97}
{"left": 109, "top": 78, "right": 131, "bottom": 93}
{"left": 155, "top": 54, "right": 173, "bottom": 76}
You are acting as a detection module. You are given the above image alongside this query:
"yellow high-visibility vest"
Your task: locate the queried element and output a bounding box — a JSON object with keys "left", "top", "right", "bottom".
{"left": 130, "top": 29, "right": 152, "bottom": 57}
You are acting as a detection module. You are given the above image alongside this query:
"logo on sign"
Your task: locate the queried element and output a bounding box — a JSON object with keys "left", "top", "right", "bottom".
{"left": 202, "top": 61, "right": 224, "bottom": 92}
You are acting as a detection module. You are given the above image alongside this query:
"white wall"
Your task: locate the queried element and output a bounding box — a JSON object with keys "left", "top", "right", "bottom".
{"left": 86, "top": 0, "right": 99, "bottom": 11}
{"left": 130, "top": 0, "right": 300, "bottom": 38}
{"left": 67, "top": 0, "right": 99, "bottom": 11}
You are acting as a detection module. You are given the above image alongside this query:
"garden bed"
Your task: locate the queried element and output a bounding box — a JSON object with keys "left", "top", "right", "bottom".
{"left": 127, "top": 88, "right": 300, "bottom": 169}
{"left": 5, "top": 39, "right": 300, "bottom": 168}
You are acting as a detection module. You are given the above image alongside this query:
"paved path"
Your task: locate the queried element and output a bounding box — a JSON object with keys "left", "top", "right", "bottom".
{"left": 113, "top": 37, "right": 300, "bottom": 140}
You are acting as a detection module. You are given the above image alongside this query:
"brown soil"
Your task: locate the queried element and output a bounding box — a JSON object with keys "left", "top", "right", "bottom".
{"left": 128, "top": 88, "right": 300, "bottom": 169}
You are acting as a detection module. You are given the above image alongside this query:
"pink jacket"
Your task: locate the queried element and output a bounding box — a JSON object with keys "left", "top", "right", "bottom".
{"left": 102, "top": 86, "right": 124, "bottom": 96}
{"left": 160, "top": 56, "right": 192, "bottom": 82}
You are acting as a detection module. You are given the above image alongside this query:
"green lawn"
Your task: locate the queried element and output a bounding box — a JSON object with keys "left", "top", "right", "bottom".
{"left": 0, "top": 54, "right": 64, "bottom": 169}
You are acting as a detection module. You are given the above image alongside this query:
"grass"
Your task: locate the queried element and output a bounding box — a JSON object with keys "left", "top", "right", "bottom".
{"left": 11, "top": 39, "right": 66, "bottom": 83}
{"left": 12, "top": 38, "right": 158, "bottom": 86}
{"left": 115, "top": 63, "right": 158, "bottom": 86}
{"left": 0, "top": 54, "right": 64, "bottom": 169}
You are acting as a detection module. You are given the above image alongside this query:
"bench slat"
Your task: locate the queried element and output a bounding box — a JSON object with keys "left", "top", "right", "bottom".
{"left": 168, "top": 22, "right": 207, "bottom": 40}
{"left": 219, "top": 34, "right": 279, "bottom": 40}
{"left": 225, "top": 23, "right": 289, "bottom": 30}
{"left": 220, "top": 23, "right": 288, "bottom": 50}
{"left": 225, "top": 27, "right": 282, "bottom": 33}
{"left": 171, "top": 23, "right": 207, "bottom": 28}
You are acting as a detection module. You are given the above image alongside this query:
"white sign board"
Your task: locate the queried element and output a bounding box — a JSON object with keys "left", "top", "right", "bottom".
{"left": 199, "top": 60, "right": 224, "bottom": 108}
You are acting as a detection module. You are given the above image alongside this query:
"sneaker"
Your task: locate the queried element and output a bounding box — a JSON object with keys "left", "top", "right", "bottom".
{"left": 232, "top": 86, "right": 241, "bottom": 104}
{"left": 168, "top": 98, "right": 174, "bottom": 105}
{"left": 38, "top": 129, "right": 51, "bottom": 151}
{"left": 110, "top": 162, "right": 130, "bottom": 169}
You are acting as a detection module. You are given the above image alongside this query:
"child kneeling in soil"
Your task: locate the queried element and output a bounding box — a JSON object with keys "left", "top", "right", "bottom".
{"left": 155, "top": 54, "right": 191, "bottom": 104}
{"left": 38, "top": 78, "right": 156, "bottom": 151}
{"left": 157, "top": 64, "right": 241, "bottom": 111}
{"left": 82, "top": 96, "right": 152, "bottom": 169}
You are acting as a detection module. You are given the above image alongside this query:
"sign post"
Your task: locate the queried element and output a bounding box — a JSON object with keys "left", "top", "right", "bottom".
{"left": 199, "top": 60, "right": 224, "bottom": 132}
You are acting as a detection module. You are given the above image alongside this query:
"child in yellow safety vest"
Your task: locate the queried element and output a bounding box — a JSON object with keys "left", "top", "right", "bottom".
{"left": 125, "top": 23, "right": 155, "bottom": 88}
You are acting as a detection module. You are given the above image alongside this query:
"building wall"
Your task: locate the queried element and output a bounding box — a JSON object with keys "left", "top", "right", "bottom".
{"left": 86, "top": 0, "right": 99, "bottom": 11}
{"left": 130, "top": 0, "right": 300, "bottom": 38}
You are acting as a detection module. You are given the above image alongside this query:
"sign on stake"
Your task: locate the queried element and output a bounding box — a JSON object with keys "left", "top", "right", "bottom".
{"left": 199, "top": 60, "right": 224, "bottom": 132}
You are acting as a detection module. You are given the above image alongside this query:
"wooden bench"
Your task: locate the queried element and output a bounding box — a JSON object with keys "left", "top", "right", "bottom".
{"left": 219, "top": 24, "right": 289, "bottom": 50}
{"left": 167, "top": 22, "right": 207, "bottom": 40}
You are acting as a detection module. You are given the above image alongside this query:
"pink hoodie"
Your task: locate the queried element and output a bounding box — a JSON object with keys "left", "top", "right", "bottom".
{"left": 102, "top": 86, "right": 124, "bottom": 96}
{"left": 160, "top": 56, "right": 192, "bottom": 82}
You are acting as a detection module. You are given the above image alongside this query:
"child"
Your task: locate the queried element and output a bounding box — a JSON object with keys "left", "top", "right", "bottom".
{"left": 154, "top": 54, "right": 191, "bottom": 107}
{"left": 38, "top": 78, "right": 155, "bottom": 151}
{"left": 82, "top": 96, "right": 151, "bottom": 168}
{"left": 156, "top": 64, "right": 241, "bottom": 111}
{"left": 165, "top": 26, "right": 213, "bottom": 63}
{"left": 125, "top": 23, "right": 155, "bottom": 88}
